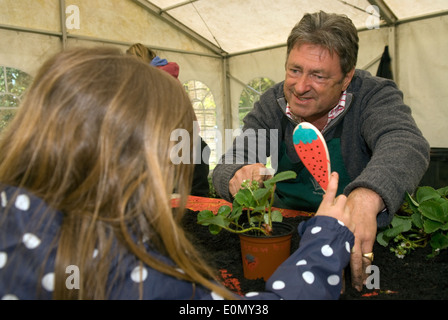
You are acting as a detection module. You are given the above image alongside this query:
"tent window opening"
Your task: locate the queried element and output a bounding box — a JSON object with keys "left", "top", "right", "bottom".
{"left": 0, "top": 66, "right": 32, "bottom": 134}
{"left": 183, "top": 80, "right": 218, "bottom": 169}
{"left": 238, "top": 77, "right": 276, "bottom": 170}
{"left": 238, "top": 77, "right": 275, "bottom": 128}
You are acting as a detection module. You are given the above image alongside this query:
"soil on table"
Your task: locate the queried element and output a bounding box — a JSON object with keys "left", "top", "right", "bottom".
{"left": 182, "top": 210, "right": 448, "bottom": 300}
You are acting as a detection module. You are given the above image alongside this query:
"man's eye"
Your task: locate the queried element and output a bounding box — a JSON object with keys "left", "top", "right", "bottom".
{"left": 313, "top": 74, "right": 327, "bottom": 82}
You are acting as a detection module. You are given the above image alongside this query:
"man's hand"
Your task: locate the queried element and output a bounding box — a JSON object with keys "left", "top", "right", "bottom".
{"left": 229, "top": 163, "right": 272, "bottom": 197}
{"left": 346, "top": 187, "right": 384, "bottom": 291}
{"left": 315, "top": 172, "right": 354, "bottom": 233}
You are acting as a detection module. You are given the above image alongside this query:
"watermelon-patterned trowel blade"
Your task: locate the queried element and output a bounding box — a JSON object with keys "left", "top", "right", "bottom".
{"left": 292, "top": 122, "right": 331, "bottom": 192}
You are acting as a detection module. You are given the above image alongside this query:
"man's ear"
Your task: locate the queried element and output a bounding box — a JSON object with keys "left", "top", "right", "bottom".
{"left": 342, "top": 68, "right": 355, "bottom": 91}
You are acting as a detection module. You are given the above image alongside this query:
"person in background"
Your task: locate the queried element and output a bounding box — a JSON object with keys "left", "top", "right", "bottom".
{"left": 212, "top": 11, "right": 430, "bottom": 291}
{"left": 127, "top": 42, "right": 210, "bottom": 197}
{"left": 0, "top": 47, "right": 354, "bottom": 300}
{"left": 126, "top": 43, "right": 179, "bottom": 79}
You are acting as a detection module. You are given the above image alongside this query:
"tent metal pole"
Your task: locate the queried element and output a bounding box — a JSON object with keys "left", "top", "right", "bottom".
{"left": 131, "top": 0, "right": 226, "bottom": 57}
{"left": 222, "top": 56, "right": 232, "bottom": 133}
{"left": 0, "top": 24, "right": 220, "bottom": 59}
{"left": 368, "top": 0, "right": 397, "bottom": 26}
{"left": 59, "top": 0, "right": 67, "bottom": 49}
{"left": 159, "top": 0, "right": 199, "bottom": 13}
{"left": 0, "top": 24, "right": 61, "bottom": 37}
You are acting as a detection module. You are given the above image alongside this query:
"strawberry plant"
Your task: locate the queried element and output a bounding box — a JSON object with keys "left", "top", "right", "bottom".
{"left": 197, "top": 170, "right": 297, "bottom": 236}
{"left": 376, "top": 185, "right": 448, "bottom": 258}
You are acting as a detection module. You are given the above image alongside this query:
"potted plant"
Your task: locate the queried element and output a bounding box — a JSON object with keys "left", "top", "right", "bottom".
{"left": 377, "top": 185, "right": 448, "bottom": 258}
{"left": 197, "top": 170, "right": 297, "bottom": 280}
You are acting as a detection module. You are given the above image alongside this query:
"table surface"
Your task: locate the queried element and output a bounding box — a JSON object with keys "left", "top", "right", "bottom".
{"left": 172, "top": 195, "right": 313, "bottom": 218}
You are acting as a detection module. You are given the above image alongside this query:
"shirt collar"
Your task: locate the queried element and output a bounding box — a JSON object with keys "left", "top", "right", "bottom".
{"left": 285, "top": 90, "right": 347, "bottom": 130}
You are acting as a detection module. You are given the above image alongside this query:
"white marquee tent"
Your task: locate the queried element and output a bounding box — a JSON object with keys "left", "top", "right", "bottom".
{"left": 1, "top": 0, "right": 448, "bottom": 170}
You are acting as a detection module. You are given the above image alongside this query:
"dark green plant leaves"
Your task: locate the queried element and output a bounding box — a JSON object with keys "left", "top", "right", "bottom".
{"left": 376, "top": 215, "right": 412, "bottom": 247}
{"left": 377, "top": 185, "right": 448, "bottom": 258}
{"left": 416, "top": 186, "right": 441, "bottom": 203}
{"left": 196, "top": 170, "right": 297, "bottom": 236}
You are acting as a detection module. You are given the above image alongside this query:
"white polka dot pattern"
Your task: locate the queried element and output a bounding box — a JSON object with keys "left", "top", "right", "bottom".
{"left": 211, "top": 291, "right": 224, "bottom": 300}
{"left": 130, "top": 265, "right": 148, "bottom": 283}
{"left": 245, "top": 291, "right": 259, "bottom": 297}
{"left": 272, "top": 280, "right": 285, "bottom": 290}
{"left": 311, "top": 226, "right": 322, "bottom": 234}
{"left": 0, "top": 252, "right": 7, "bottom": 269}
{"left": 15, "top": 194, "right": 30, "bottom": 211}
{"left": 0, "top": 191, "right": 6, "bottom": 207}
{"left": 345, "top": 241, "right": 351, "bottom": 253}
{"left": 42, "top": 272, "right": 55, "bottom": 292}
{"left": 302, "top": 271, "right": 315, "bottom": 284}
{"left": 263, "top": 217, "right": 353, "bottom": 299}
{"left": 327, "top": 275, "right": 340, "bottom": 286}
{"left": 321, "top": 244, "right": 334, "bottom": 257}
{"left": 0, "top": 187, "right": 354, "bottom": 300}
{"left": 296, "top": 259, "right": 307, "bottom": 266}
{"left": 22, "top": 233, "right": 41, "bottom": 249}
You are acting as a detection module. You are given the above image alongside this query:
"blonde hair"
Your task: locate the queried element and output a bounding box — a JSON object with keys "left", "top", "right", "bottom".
{"left": 0, "top": 47, "right": 234, "bottom": 300}
{"left": 126, "top": 43, "right": 156, "bottom": 64}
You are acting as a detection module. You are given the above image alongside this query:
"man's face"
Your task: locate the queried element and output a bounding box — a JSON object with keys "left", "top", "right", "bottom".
{"left": 284, "top": 43, "right": 354, "bottom": 124}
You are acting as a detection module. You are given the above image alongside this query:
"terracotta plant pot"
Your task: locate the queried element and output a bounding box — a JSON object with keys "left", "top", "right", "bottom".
{"left": 239, "top": 221, "right": 294, "bottom": 281}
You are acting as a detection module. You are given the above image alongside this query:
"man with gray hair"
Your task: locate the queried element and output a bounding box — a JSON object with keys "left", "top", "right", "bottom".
{"left": 212, "top": 11, "right": 430, "bottom": 292}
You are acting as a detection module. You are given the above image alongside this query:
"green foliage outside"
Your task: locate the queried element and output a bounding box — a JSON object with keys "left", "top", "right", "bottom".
{"left": 0, "top": 67, "right": 32, "bottom": 134}
{"left": 238, "top": 77, "right": 275, "bottom": 126}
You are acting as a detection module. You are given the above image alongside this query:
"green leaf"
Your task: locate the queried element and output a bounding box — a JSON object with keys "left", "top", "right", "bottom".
{"left": 263, "top": 213, "right": 269, "bottom": 225}
{"left": 430, "top": 232, "right": 448, "bottom": 250}
{"left": 411, "top": 212, "right": 423, "bottom": 229}
{"left": 253, "top": 187, "right": 270, "bottom": 202}
{"left": 209, "top": 224, "right": 222, "bottom": 235}
{"left": 270, "top": 210, "right": 283, "bottom": 222}
{"left": 228, "top": 206, "right": 243, "bottom": 220}
{"left": 376, "top": 231, "right": 390, "bottom": 247}
{"left": 442, "top": 201, "right": 448, "bottom": 218}
{"left": 416, "top": 186, "right": 440, "bottom": 203}
{"left": 251, "top": 205, "right": 265, "bottom": 213}
{"left": 264, "top": 170, "right": 297, "bottom": 187}
{"left": 437, "top": 186, "right": 448, "bottom": 197}
{"left": 391, "top": 215, "right": 412, "bottom": 229}
{"left": 423, "top": 218, "right": 443, "bottom": 234}
{"left": 217, "top": 205, "right": 231, "bottom": 216}
{"left": 197, "top": 210, "right": 214, "bottom": 226}
{"left": 382, "top": 216, "right": 412, "bottom": 238}
{"left": 234, "top": 188, "right": 254, "bottom": 207}
{"left": 197, "top": 210, "right": 230, "bottom": 229}
{"left": 249, "top": 215, "right": 262, "bottom": 224}
{"left": 405, "top": 192, "right": 419, "bottom": 212}
{"left": 419, "top": 200, "right": 447, "bottom": 223}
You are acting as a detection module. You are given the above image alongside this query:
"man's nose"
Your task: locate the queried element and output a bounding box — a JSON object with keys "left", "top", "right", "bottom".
{"left": 294, "top": 74, "right": 311, "bottom": 95}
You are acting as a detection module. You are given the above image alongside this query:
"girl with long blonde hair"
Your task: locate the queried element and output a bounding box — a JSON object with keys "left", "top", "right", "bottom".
{"left": 0, "top": 47, "right": 354, "bottom": 300}
{"left": 0, "top": 47, "right": 233, "bottom": 299}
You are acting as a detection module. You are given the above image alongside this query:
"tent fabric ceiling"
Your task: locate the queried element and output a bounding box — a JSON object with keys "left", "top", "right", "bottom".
{"left": 143, "top": 0, "right": 448, "bottom": 55}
